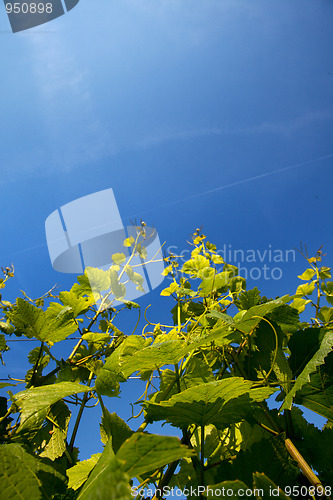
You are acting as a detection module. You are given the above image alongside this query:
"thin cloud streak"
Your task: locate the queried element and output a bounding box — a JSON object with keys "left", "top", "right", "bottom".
{"left": 137, "top": 109, "right": 333, "bottom": 150}
{"left": 6, "top": 153, "right": 333, "bottom": 262}
{"left": 123, "top": 152, "right": 333, "bottom": 220}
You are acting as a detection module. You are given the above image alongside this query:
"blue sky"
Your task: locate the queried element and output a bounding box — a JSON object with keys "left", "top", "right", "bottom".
{"left": 1, "top": 0, "right": 333, "bottom": 462}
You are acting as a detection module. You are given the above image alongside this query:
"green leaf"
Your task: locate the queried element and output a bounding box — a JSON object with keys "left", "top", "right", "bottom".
{"left": 322, "top": 281, "right": 333, "bottom": 305}
{"left": 0, "top": 443, "right": 66, "bottom": 499}
{"left": 181, "top": 255, "right": 210, "bottom": 278}
{"left": 267, "top": 305, "right": 300, "bottom": 334}
{"left": 77, "top": 439, "right": 132, "bottom": 500}
{"left": 0, "top": 333, "right": 9, "bottom": 354}
{"left": 144, "top": 378, "right": 275, "bottom": 429}
{"left": 243, "top": 320, "right": 292, "bottom": 386}
{"left": 289, "top": 407, "right": 333, "bottom": 486}
{"left": 214, "top": 433, "right": 299, "bottom": 489}
{"left": 117, "top": 331, "right": 231, "bottom": 379}
{"left": 95, "top": 331, "right": 226, "bottom": 398}
{"left": 235, "top": 297, "right": 290, "bottom": 334}
{"left": 199, "top": 269, "right": 230, "bottom": 295}
{"left": 318, "top": 306, "right": 333, "bottom": 323}
{"left": 293, "top": 353, "right": 333, "bottom": 422}
{"left": 160, "top": 282, "right": 179, "bottom": 296}
{"left": 7, "top": 298, "right": 77, "bottom": 342}
{"left": 206, "top": 310, "right": 235, "bottom": 325}
{"left": 59, "top": 291, "right": 93, "bottom": 317}
{"left": 211, "top": 253, "right": 224, "bottom": 264}
{"left": 290, "top": 297, "right": 311, "bottom": 313}
{"left": 123, "top": 237, "right": 135, "bottom": 247}
{"left": 282, "top": 331, "right": 333, "bottom": 410}
{"left": 100, "top": 409, "right": 133, "bottom": 452}
{"left": 14, "top": 382, "right": 91, "bottom": 431}
{"left": 67, "top": 454, "right": 101, "bottom": 491}
{"left": 319, "top": 266, "right": 331, "bottom": 280}
{"left": 295, "top": 281, "right": 316, "bottom": 297}
{"left": 237, "top": 287, "right": 262, "bottom": 310}
{"left": 229, "top": 276, "right": 246, "bottom": 294}
{"left": 82, "top": 332, "right": 111, "bottom": 349}
{"left": 39, "top": 401, "right": 71, "bottom": 460}
{"left": 95, "top": 336, "right": 152, "bottom": 397}
{"left": 109, "top": 269, "right": 126, "bottom": 299}
{"left": 116, "top": 433, "right": 195, "bottom": 478}
{"left": 120, "top": 338, "right": 188, "bottom": 374}
{"left": 85, "top": 267, "right": 110, "bottom": 295}
{"left": 112, "top": 253, "right": 127, "bottom": 265}
{"left": 0, "top": 382, "right": 17, "bottom": 389}
{"left": 124, "top": 265, "right": 144, "bottom": 286}
{"left": 0, "top": 321, "right": 14, "bottom": 334}
{"left": 71, "top": 274, "right": 94, "bottom": 299}
{"left": 183, "top": 356, "right": 215, "bottom": 388}
{"left": 297, "top": 269, "right": 315, "bottom": 281}
{"left": 253, "top": 472, "right": 291, "bottom": 499}
{"left": 136, "top": 243, "right": 147, "bottom": 260}
{"left": 288, "top": 328, "right": 325, "bottom": 376}
{"left": 205, "top": 480, "right": 250, "bottom": 499}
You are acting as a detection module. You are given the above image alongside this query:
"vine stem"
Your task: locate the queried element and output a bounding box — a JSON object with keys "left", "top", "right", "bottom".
{"left": 284, "top": 439, "right": 325, "bottom": 490}
{"left": 200, "top": 425, "right": 205, "bottom": 497}
{"left": 69, "top": 371, "right": 94, "bottom": 451}
{"left": 150, "top": 461, "right": 180, "bottom": 500}
{"left": 31, "top": 341, "right": 44, "bottom": 386}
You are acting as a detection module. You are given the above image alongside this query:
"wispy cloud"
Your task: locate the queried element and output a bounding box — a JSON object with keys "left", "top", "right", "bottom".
{"left": 0, "top": 27, "right": 116, "bottom": 182}
{"left": 136, "top": 109, "right": 333, "bottom": 149}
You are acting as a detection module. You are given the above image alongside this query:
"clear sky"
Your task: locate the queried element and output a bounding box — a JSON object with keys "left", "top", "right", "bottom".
{"left": 1, "top": 0, "right": 333, "bottom": 462}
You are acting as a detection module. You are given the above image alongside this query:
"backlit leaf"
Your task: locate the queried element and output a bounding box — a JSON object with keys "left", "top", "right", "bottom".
{"left": 77, "top": 439, "right": 131, "bottom": 500}
{"left": 100, "top": 409, "right": 133, "bottom": 452}
{"left": 117, "top": 433, "right": 195, "bottom": 478}
{"left": 67, "top": 454, "right": 101, "bottom": 491}
{"left": 282, "top": 331, "right": 333, "bottom": 410}
{"left": 7, "top": 298, "right": 77, "bottom": 342}
{"left": 144, "top": 378, "right": 275, "bottom": 429}
{"left": 14, "top": 382, "right": 91, "bottom": 431}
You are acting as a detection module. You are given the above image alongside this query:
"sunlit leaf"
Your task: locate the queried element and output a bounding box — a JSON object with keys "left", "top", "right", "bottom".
{"left": 14, "top": 382, "right": 91, "bottom": 431}
{"left": 117, "top": 433, "right": 195, "bottom": 478}
{"left": 144, "top": 378, "right": 275, "bottom": 429}
{"left": 7, "top": 298, "right": 77, "bottom": 342}
{"left": 76, "top": 439, "right": 131, "bottom": 500}
{"left": 67, "top": 454, "right": 101, "bottom": 491}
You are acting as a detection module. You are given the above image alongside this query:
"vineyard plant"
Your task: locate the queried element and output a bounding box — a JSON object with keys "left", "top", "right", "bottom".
{"left": 0, "top": 225, "right": 333, "bottom": 500}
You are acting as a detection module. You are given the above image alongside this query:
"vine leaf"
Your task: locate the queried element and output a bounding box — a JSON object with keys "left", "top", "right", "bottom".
{"left": 59, "top": 291, "right": 94, "bottom": 317}
{"left": 95, "top": 331, "right": 232, "bottom": 397}
{"left": 205, "top": 480, "right": 250, "bottom": 499}
{"left": 100, "top": 409, "right": 133, "bottom": 452}
{"left": 144, "top": 378, "right": 275, "bottom": 429}
{"left": 14, "top": 382, "right": 91, "bottom": 431}
{"left": 76, "top": 439, "right": 131, "bottom": 500}
{"left": 234, "top": 297, "right": 290, "bottom": 334}
{"left": 290, "top": 407, "right": 333, "bottom": 486}
{"left": 67, "top": 453, "right": 101, "bottom": 491}
{"left": 253, "top": 472, "right": 291, "bottom": 499}
{"left": 116, "top": 433, "right": 195, "bottom": 478}
{"left": 0, "top": 443, "right": 66, "bottom": 500}
{"left": 294, "top": 364, "right": 333, "bottom": 422}
{"left": 281, "top": 331, "right": 333, "bottom": 410}
{"left": 95, "top": 336, "right": 152, "bottom": 397}
{"left": 7, "top": 298, "right": 77, "bottom": 342}
{"left": 38, "top": 401, "right": 71, "bottom": 461}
